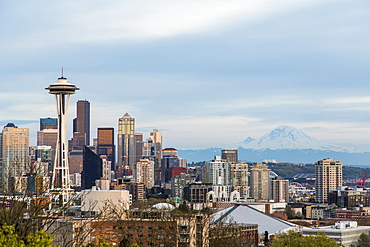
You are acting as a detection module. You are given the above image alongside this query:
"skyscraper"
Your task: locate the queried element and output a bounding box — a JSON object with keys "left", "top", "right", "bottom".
{"left": 136, "top": 159, "right": 155, "bottom": 189}
{"left": 46, "top": 74, "right": 78, "bottom": 205}
{"left": 0, "top": 123, "right": 29, "bottom": 189}
{"left": 97, "top": 127, "right": 115, "bottom": 170}
{"left": 250, "top": 162, "right": 270, "bottom": 201}
{"left": 117, "top": 113, "right": 135, "bottom": 176}
{"left": 81, "top": 146, "right": 110, "bottom": 189}
{"left": 37, "top": 129, "right": 58, "bottom": 150}
{"left": 161, "top": 148, "right": 180, "bottom": 183}
{"left": 221, "top": 150, "right": 238, "bottom": 164}
{"left": 315, "top": 158, "right": 342, "bottom": 203}
{"left": 40, "top": 117, "right": 58, "bottom": 130}
{"left": 230, "top": 162, "right": 249, "bottom": 199}
{"left": 38, "top": 118, "right": 58, "bottom": 155}
{"left": 76, "top": 100, "right": 90, "bottom": 146}
{"left": 135, "top": 133, "right": 144, "bottom": 164}
{"left": 150, "top": 129, "right": 162, "bottom": 156}
{"left": 149, "top": 129, "right": 162, "bottom": 185}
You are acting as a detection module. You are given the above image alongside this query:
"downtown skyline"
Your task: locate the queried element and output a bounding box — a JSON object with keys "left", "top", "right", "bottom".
{"left": 1, "top": 1, "right": 370, "bottom": 150}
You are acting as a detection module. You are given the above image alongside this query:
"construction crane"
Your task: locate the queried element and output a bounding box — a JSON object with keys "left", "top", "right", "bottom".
{"left": 354, "top": 172, "right": 367, "bottom": 187}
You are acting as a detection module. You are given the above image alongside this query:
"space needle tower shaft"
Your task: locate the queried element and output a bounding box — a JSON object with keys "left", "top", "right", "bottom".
{"left": 46, "top": 72, "right": 79, "bottom": 201}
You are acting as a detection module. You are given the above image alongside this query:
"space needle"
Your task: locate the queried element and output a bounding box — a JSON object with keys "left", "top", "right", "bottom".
{"left": 46, "top": 70, "right": 79, "bottom": 206}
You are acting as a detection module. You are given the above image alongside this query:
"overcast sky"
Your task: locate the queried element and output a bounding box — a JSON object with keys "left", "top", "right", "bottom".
{"left": 1, "top": 1, "right": 370, "bottom": 150}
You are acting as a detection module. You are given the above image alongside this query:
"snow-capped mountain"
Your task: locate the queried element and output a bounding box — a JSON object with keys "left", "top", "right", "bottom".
{"left": 239, "top": 125, "right": 356, "bottom": 153}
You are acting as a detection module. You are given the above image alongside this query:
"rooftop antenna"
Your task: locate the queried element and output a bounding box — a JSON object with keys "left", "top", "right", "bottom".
{"left": 59, "top": 66, "right": 65, "bottom": 79}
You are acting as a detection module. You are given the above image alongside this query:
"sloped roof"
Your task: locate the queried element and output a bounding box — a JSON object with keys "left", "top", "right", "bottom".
{"left": 211, "top": 204, "right": 297, "bottom": 235}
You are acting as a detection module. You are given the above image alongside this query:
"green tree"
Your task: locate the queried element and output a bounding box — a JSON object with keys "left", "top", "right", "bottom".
{"left": 178, "top": 201, "right": 190, "bottom": 213}
{"left": 357, "top": 232, "right": 370, "bottom": 247}
{"left": 0, "top": 224, "right": 25, "bottom": 246}
{"left": 0, "top": 224, "right": 54, "bottom": 247}
{"left": 25, "top": 230, "right": 54, "bottom": 247}
{"left": 284, "top": 206, "right": 295, "bottom": 219}
{"left": 270, "top": 230, "right": 338, "bottom": 247}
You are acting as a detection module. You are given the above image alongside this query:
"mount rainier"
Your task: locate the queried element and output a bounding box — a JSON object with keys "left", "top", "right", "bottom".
{"left": 237, "top": 125, "right": 356, "bottom": 153}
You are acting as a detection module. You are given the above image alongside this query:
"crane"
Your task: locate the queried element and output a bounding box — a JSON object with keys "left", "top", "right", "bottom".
{"left": 354, "top": 172, "right": 367, "bottom": 187}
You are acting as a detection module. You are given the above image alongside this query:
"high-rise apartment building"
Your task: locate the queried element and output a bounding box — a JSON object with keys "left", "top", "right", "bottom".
{"left": 136, "top": 159, "right": 155, "bottom": 189}
{"left": 250, "top": 163, "right": 270, "bottom": 201}
{"left": 0, "top": 123, "right": 29, "bottom": 189}
{"left": 269, "top": 177, "right": 289, "bottom": 202}
{"left": 221, "top": 150, "right": 238, "bottom": 164}
{"left": 76, "top": 100, "right": 90, "bottom": 145}
{"left": 97, "top": 127, "right": 115, "bottom": 170}
{"left": 117, "top": 113, "right": 136, "bottom": 176}
{"left": 230, "top": 162, "right": 249, "bottom": 199}
{"left": 203, "top": 156, "right": 230, "bottom": 186}
{"left": 315, "top": 158, "right": 342, "bottom": 203}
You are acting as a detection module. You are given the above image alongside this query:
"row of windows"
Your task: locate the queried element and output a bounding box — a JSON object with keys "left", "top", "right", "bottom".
{"left": 93, "top": 225, "right": 171, "bottom": 232}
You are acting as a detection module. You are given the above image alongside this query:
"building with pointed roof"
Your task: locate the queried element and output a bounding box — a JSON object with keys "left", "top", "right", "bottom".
{"left": 117, "top": 112, "right": 136, "bottom": 177}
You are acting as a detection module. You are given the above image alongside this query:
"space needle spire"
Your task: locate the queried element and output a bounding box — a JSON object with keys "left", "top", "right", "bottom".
{"left": 46, "top": 70, "right": 79, "bottom": 206}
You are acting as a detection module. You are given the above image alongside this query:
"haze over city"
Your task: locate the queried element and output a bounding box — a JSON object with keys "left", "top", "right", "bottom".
{"left": 1, "top": 1, "right": 370, "bottom": 150}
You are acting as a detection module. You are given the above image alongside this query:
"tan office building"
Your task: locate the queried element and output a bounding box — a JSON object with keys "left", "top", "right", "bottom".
{"left": 0, "top": 123, "right": 29, "bottom": 189}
